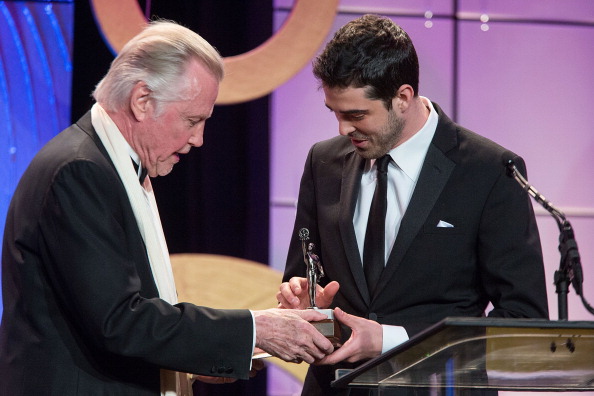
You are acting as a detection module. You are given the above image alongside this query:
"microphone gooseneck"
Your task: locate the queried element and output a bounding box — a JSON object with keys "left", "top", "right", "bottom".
{"left": 505, "top": 159, "right": 565, "bottom": 226}
{"left": 504, "top": 158, "right": 593, "bottom": 319}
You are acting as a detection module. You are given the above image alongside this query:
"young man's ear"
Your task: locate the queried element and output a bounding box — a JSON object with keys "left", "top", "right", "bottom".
{"left": 391, "top": 84, "right": 415, "bottom": 112}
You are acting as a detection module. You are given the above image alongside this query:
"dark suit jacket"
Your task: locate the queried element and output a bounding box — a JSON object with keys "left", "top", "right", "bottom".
{"left": 0, "top": 112, "right": 254, "bottom": 395}
{"left": 283, "top": 103, "right": 549, "bottom": 396}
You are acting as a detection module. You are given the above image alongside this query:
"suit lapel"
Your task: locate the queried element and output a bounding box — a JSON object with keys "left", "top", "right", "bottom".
{"left": 373, "top": 105, "right": 458, "bottom": 300}
{"left": 338, "top": 151, "right": 372, "bottom": 304}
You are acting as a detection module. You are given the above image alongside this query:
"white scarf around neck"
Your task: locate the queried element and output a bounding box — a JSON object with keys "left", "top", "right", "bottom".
{"left": 91, "top": 103, "right": 190, "bottom": 396}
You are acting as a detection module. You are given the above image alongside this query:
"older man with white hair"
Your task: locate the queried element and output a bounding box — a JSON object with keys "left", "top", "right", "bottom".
{"left": 0, "top": 20, "right": 333, "bottom": 396}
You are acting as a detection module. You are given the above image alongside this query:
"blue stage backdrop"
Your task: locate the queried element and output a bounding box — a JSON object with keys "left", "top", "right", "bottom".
{"left": 0, "top": 0, "right": 73, "bottom": 319}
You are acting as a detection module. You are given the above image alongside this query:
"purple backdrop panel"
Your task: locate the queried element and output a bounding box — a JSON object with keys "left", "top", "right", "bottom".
{"left": 457, "top": 20, "right": 594, "bottom": 207}
{"left": 269, "top": 206, "right": 298, "bottom": 272}
{"left": 457, "top": 19, "right": 594, "bottom": 335}
{"left": 274, "top": 0, "right": 455, "bottom": 15}
{"left": 458, "top": 0, "right": 594, "bottom": 23}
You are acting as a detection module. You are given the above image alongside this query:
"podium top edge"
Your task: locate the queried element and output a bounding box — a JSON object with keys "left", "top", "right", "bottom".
{"left": 331, "top": 317, "right": 594, "bottom": 389}
{"left": 438, "top": 316, "right": 594, "bottom": 329}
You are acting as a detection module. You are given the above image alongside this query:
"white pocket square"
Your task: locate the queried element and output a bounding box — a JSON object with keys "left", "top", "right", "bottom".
{"left": 437, "top": 220, "right": 454, "bottom": 228}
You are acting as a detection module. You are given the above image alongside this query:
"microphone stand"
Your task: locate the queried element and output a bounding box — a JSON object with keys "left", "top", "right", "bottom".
{"left": 506, "top": 160, "right": 594, "bottom": 320}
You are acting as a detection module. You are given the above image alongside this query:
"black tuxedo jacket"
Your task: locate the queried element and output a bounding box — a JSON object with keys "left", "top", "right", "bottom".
{"left": 0, "top": 112, "right": 253, "bottom": 395}
{"left": 283, "top": 103, "right": 549, "bottom": 396}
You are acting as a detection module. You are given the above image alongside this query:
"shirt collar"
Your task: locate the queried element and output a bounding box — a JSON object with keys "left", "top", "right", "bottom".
{"left": 125, "top": 139, "right": 144, "bottom": 180}
{"left": 386, "top": 97, "right": 437, "bottom": 182}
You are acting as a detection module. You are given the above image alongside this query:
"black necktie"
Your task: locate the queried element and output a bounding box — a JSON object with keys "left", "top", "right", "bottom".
{"left": 363, "top": 154, "right": 390, "bottom": 296}
{"left": 131, "top": 158, "right": 148, "bottom": 184}
{"left": 138, "top": 167, "right": 148, "bottom": 184}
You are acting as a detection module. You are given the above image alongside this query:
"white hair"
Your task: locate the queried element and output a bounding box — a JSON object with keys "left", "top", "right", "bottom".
{"left": 93, "top": 20, "right": 223, "bottom": 113}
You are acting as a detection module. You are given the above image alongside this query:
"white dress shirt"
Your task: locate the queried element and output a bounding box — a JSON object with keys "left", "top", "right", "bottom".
{"left": 353, "top": 97, "right": 438, "bottom": 352}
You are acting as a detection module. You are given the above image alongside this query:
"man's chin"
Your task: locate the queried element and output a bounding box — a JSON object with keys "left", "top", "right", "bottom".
{"left": 354, "top": 147, "right": 379, "bottom": 159}
{"left": 156, "top": 164, "right": 175, "bottom": 177}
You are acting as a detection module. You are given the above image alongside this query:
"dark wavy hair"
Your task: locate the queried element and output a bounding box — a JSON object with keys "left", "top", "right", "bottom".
{"left": 313, "top": 14, "right": 419, "bottom": 109}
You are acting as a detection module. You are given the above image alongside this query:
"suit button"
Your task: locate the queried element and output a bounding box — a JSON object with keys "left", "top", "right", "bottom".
{"left": 217, "top": 367, "right": 225, "bottom": 374}
{"left": 369, "top": 313, "right": 378, "bottom": 321}
{"left": 225, "top": 367, "right": 234, "bottom": 374}
{"left": 210, "top": 366, "right": 217, "bottom": 374}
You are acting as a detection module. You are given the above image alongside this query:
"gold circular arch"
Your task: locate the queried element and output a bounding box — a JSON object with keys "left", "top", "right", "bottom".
{"left": 89, "top": 0, "right": 339, "bottom": 105}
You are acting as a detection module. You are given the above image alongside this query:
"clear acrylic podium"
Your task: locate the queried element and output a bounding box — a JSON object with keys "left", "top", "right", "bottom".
{"left": 332, "top": 317, "right": 594, "bottom": 394}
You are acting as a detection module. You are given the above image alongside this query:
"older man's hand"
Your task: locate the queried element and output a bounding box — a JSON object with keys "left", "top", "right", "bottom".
{"left": 253, "top": 308, "right": 334, "bottom": 364}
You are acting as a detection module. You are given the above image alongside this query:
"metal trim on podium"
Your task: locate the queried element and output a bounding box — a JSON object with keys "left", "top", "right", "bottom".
{"left": 332, "top": 317, "right": 594, "bottom": 392}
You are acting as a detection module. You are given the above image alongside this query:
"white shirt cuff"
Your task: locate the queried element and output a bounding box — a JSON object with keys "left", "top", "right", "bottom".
{"left": 381, "top": 324, "right": 409, "bottom": 353}
{"left": 249, "top": 310, "right": 256, "bottom": 368}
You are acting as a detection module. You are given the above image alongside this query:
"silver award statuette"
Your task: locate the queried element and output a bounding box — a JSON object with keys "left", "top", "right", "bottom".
{"left": 298, "top": 228, "right": 341, "bottom": 346}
